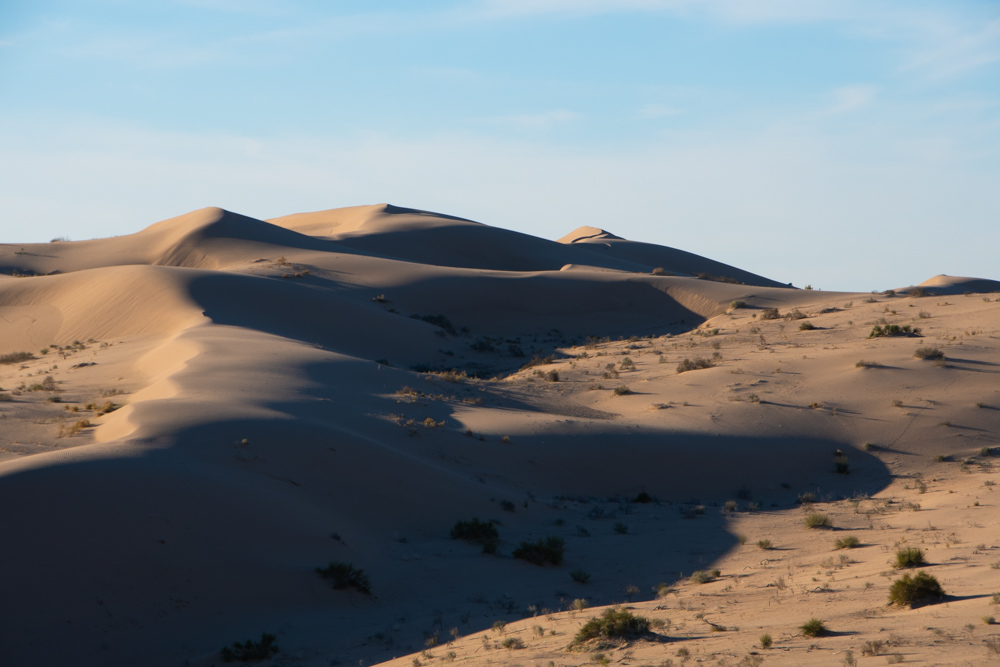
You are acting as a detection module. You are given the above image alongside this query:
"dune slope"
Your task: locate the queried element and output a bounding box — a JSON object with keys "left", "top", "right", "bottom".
{"left": 1, "top": 205, "right": 998, "bottom": 666}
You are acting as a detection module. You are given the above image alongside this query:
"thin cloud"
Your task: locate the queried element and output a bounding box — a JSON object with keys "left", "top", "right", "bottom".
{"left": 484, "top": 109, "right": 581, "bottom": 129}
{"left": 637, "top": 104, "right": 684, "bottom": 119}
{"left": 828, "top": 85, "right": 878, "bottom": 114}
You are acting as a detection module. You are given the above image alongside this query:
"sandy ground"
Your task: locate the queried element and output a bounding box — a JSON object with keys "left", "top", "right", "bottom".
{"left": 1, "top": 204, "right": 998, "bottom": 666}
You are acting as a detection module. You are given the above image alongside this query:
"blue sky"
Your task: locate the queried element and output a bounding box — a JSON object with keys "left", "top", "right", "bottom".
{"left": 1, "top": 0, "right": 998, "bottom": 290}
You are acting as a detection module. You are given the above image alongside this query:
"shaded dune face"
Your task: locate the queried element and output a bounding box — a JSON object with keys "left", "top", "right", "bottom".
{"left": 0, "top": 204, "right": 996, "bottom": 667}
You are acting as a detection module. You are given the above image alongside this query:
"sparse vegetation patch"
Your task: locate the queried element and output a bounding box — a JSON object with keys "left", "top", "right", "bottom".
{"left": 572, "top": 608, "right": 651, "bottom": 645}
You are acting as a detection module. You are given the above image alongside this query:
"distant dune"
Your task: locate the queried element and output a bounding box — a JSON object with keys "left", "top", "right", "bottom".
{"left": 1, "top": 205, "right": 998, "bottom": 666}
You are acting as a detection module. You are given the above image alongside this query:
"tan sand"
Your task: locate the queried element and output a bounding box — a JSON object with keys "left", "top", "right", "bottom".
{"left": 1, "top": 204, "right": 998, "bottom": 666}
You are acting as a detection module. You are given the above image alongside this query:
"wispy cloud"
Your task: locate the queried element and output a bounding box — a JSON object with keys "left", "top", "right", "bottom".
{"left": 828, "top": 84, "right": 878, "bottom": 114}
{"left": 484, "top": 109, "right": 580, "bottom": 129}
{"left": 904, "top": 17, "right": 1000, "bottom": 79}
{"left": 637, "top": 104, "right": 684, "bottom": 119}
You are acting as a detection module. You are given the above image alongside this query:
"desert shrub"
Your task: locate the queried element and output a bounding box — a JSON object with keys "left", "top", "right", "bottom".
{"left": 834, "top": 453, "right": 850, "bottom": 474}
{"left": 521, "top": 355, "right": 555, "bottom": 369}
{"left": 612, "top": 385, "right": 633, "bottom": 396}
{"left": 799, "top": 321, "right": 816, "bottom": 330}
{"left": 0, "top": 393, "right": 13, "bottom": 402}
{"left": 759, "top": 633, "right": 772, "bottom": 648}
{"left": 868, "top": 324, "right": 920, "bottom": 338}
{"left": 512, "top": 536, "right": 564, "bottom": 566}
{"left": 861, "top": 639, "right": 885, "bottom": 656}
{"left": 722, "top": 500, "right": 738, "bottom": 513}
{"left": 914, "top": 347, "right": 944, "bottom": 360}
{"left": 730, "top": 300, "right": 746, "bottom": 309}
{"left": 651, "top": 267, "right": 666, "bottom": 275}
{"left": 316, "top": 562, "right": 372, "bottom": 595}
{"left": 835, "top": 536, "right": 860, "bottom": 549}
{"left": 220, "top": 632, "right": 278, "bottom": 662}
{"left": 888, "top": 570, "right": 944, "bottom": 607}
{"left": 760, "top": 308, "right": 780, "bottom": 320}
{"left": 570, "top": 570, "right": 590, "bottom": 584}
{"left": 572, "top": 608, "right": 650, "bottom": 644}
{"left": 619, "top": 357, "right": 635, "bottom": 370}
{"left": 805, "top": 513, "right": 831, "bottom": 529}
{"left": 633, "top": 491, "right": 653, "bottom": 504}
{"left": 785, "top": 309, "right": 807, "bottom": 320}
{"left": 418, "top": 314, "right": 457, "bottom": 335}
{"left": 757, "top": 539, "right": 772, "bottom": 550}
{"left": 910, "top": 287, "right": 926, "bottom": 297}
{"left": 0, "top": 351, "right": 33, "bottom": 365}
{"left": 545, "top": 369, "right": 560, "bottom": 382}
{"left": 450, "top": 518, "right": 499, "bottom": 552}
{"left": 677, "top": 357, "right": 714, "bottom": 373}
{"left": 800, "top": 618, "right": 827, "bottom": 637}
{"left": 501, "top": 637, "right": 525, "bottom": 649}
{"left": 894, "top": 547, "right": 926, "bottom": 568}
{"left": 690, "top": 570, "right": 714, "bottom": 584}
{"left": 855, "top": 360, "right": 883, "bottom": 368}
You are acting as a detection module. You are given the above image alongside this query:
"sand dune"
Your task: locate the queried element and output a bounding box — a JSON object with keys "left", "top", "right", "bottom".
{"left": 1, "top": 204, "right": 999, "bottom": 666}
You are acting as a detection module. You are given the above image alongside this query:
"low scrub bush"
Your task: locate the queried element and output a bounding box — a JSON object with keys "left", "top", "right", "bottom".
{"left": 612, "top": 385, "right": 633, "bottom": 396}
{"left": 798, "top": 321, "right": 816, "bottom": 330}
{"left": 0, "top": 351, "right": 33, "bottom": 365}
{"left": 895, "top": 547, "right": 926, "bottom": 568}
{"left": 835, "top": 536, "right": 860, "bottom": 549}
{"left": 512, "top": 536, "right": 564, "bottom": 566}
{"left": 572, "top": 608, "right": 650, "bottom": 644}
{"left": 888, "top": 570, "right": 944, "bottom": 607}
{"left": 220, "top": 632, "right": 278, "bottom": 662}
{"left": 760, "top": 308, "right": 780, "bottom": 320}
{"left": 316, "top": 562, "right": 372, "bottom": 595}
{"left": 805, "top": 513, "right": 831, "bottom": 529}
{"left": 868, "top": 324, "right": 920, "bottom": 338}
{"left": 914, "top": 347, "right": 944, "bottom": 360}
{"left": 450, "top": 518, "right": 499, "bottom": 553}
{"left": 799, "top": 618, "right": 827, "bottom": 637}
{"left": 677, "top": 357, "right": 714, "bottom": 373}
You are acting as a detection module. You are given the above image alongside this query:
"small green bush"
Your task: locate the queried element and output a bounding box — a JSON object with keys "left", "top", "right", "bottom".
{"left": 759, "top": 633, "right": 772, "bottom": 648}
{"left": 572, "top": 608, "right": 650, "bottom": 644}
{"left": 220, "top": 632, "right": 279, "bottom": 662}
{"left": 914, "top": 347, "right": 945, "bottom": 360}
{"left": 0, "top": 351, "right": 34, "bottom": 365}
{"left": 450, "top": 518, "right": 499, "bottom": 553}
{"left": 730, "top": 300, "right": 746, "bottom": 309}
{"left": 757, "top": 539, "right": 772, "bottom": 550}
{"left": 868, "top": 324, "right": 920, "bottom": 338}
{"left": 512, "top": 536, "right": 564, "bottom": 566}
{"left": 690, "top": 570, "right": 714, "bottom": 584}
{"left": 835, "top": 536, "right": 860, "bottom": 549}
{"left": 798, "top": 321, "right": 816, "bottom": 331}
{"left": 799, "top": 618, "right": 827, "bottom": 637}
{"left": 677, "top": 357, "right": 714, "bottom": 373}
{"left": 316, "top": 562, "right": 372, "bottom": 595}
{"left": 894, "top": 547, "right": 926, "bottom": 568}
{"left": 804, "top": 513, "right": 831, "bottom": 529}
{"left": 612, "top": 385, "right": 633, "bottom": 396}
{"left": 888, "top": 570, "right": 944, "bottom": 607}
{"left": 760, "top": 308, "right": 780, "bottom": 320}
